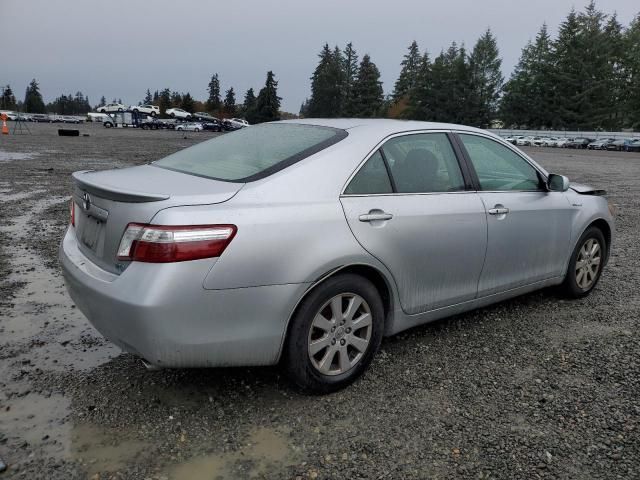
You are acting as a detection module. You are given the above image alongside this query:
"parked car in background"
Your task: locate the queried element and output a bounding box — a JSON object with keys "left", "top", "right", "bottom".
{"left": 61, "top": 116, "right": 82, "bottom": 124}
{"left": 166, "top": 108, "right": 192, "bottom": 120}
{"left": 226, "top": 118, "right": 250, "bottom": 129}
{"left": 131, "top": 104, "right": 159, "bottom": 117}
{"left": 626, "top": 139, "right": 640, "bottom": 152}
{"left": 60, "top": 119, "right": 614, "bottom": 393}
{"left": 97, "top": 103, "right": 127, "bottom": 113}
{"left": 192, "top": 112, "right": 218, "bottom": 123}
{"left": 516, "top": 136, "right": 535, "bottom": 146}
{"left": 555, "top": 137, "right": 572, "bottom": 148}
{"left": 566, "top": 138, "right": 592, "bottom": 149}
{"left": 541, "top": 137, "right": 559, "bottom": 147}
{"left": 31, "top": 114, "right": 52, "bottom": 123}
{"left": 587, "top": 138, "right": 614, "bottom": 150}
{"left": 606, "top": 138, "right": 635, "bottom": 151}
{"left": 202, "top": 120, "right": 223, "bottom": 132}
{"left": 503, "top": 135, "right": 520, "bottom": 144}
{"left": 0, "top": 110, "right": 18, "bottom": 120}
{"left": 175, "top": 122, "right": 203, "bottom": 132}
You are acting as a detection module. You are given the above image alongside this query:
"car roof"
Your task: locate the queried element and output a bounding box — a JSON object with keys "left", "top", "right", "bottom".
{"left": 276, "top": 118, "right": 491, "bottom": 139}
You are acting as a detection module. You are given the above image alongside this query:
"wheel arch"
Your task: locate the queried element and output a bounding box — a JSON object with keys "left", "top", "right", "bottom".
{"left": 277, "top": 263, "right": 395, "bottom": 363}
{"left": 587, "top": 218, "right": 612, "bottom": 263}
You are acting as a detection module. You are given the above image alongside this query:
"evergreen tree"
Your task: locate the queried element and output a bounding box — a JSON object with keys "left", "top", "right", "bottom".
{"left": 158, "top": 88, "right": 171, "bottom": 115}
{"left": 181, "top": 92, "right": 194, "bottom": 112}
{"left": 224, "top": 87, "right": 236, "bottom": 116}
{"left": 393, "top": 40, "right": 422, "bottom": 101}
{"left": 625, "top": 14, "right": 640, "bottom": 128}
{"left": 143, "top": 89, "right": 153, "bottom": 104}
{"left": 1, "top": 85, "right": 17, "bottom": 110}
{"left": 242, "top": 88, "right": 257, "bottom": 122}
{"left": 308, "top": 44, "right": 345, "bottom": 117}
{"left": 469, "top": 29, "right": 503, "bottom": 127}
{"left": 299, "top": 98, "right": 310, "bottom": 117}
{"left": 350, "top": 54, "right": 384, "bottom": 117}
{"left": 97, "top": 96, "right": 106, "bottom": 108}
{"left": 24, "top": 79, "right": 46, "bottom": 113}
{"left": 152, "top": 90, "right": 159, "bottom": 104}
{"left": 254, "top": 71, "right": 281, "bottom": 123}
{"left": 170, "top": 91, "right": 182, "bottom": 107}
{"left": 207, "top": 73, "right": 222, "bottom": 112}
{"left": 501, "top": 25, "right": 555, "bottom": 128}
{"left": 342, "top": 42, "right": 359, "bottom": 116}
{"left": 406, "top": 53, "right": 432, "bottom": 120}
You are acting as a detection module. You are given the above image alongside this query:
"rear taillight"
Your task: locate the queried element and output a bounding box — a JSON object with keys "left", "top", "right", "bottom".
{"left": 116, "top": 224, "right": 236, "bottom": 263}
{"left": 70, "top": 198, "right": 75, "bottom": 227}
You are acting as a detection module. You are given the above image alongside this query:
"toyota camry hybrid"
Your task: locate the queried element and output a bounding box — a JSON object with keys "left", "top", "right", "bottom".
{"left": 60, "top": 119, "right": 614, "bottom": 393}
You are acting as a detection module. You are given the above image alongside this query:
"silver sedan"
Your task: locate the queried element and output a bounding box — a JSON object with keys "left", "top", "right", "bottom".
{"left": 60, "top": 119, "right": 614, "bottom": 393}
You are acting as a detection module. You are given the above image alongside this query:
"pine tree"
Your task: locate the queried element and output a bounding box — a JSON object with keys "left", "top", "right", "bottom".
{"left": 308, "top": 44, "right": 345, "bottom": 117}
{"left": 98, "top": 96, "right": 106, "bottom": 108}
{"left": 207, "top": 73, "right": 222, "bottom": 113}
{"left": 24, "top": 79, "right": 46, "bottom": 113}
{"left": 469, "top": 29, "right": 503, "bottom": 127}
{"left": 181, "top": 92, "right": 194, "bottom": 112}
{"left": 393, "top": 41, "right": 422, "bottom": 101}
{"left": 158, "top": 88, "right": 171, "bottom": 116}
{"left": 342, "top": 42, "right": 359, "bottom": 116}
{"left": 170, "top": 91, "right": 182, "bottom": 107}
{"left": 242, "top": 88, "right": 257, "bottom": 122}
{"left": 152, "top": 90, "right": 159, "bottom": 104}
{"left": 143, "top": 89, "right": 153, "bottom": 104}
{"left": 254, "top": 71, "right": 281, "bottom": 123}
{"left": 501, "top": 25, "right": 555, "bottom": 128}
{"left": 350, "top": 54, "right": 384, "bottom": 117}
{"left": 224, "top": 87, "right": 236, "bottom": 116}
{"left": 406, "top": 53, "right": 432, "bottom": 120}
{"left": 1, "top": 85, "right": 16, "bottom": 110}
{"left": 625, "top": 14, "right": 640, "bottom": 128}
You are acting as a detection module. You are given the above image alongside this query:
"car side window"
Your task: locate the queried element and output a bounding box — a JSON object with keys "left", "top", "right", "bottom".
{"left": 344, "top": 151, "right": 393, "bottom": 194}
{"left": 459, "top": 134, "right": 542, "bottom": 191}
{"left": 381, "top": 133, "right": 465, "bottom": 193}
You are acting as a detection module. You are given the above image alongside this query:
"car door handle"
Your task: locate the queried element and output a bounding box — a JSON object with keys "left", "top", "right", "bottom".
{"left": 359, "top": 212, "right": 393, "bottom": 222}
{"left": 488, "top": 206, "right": 510, "bottom": 215}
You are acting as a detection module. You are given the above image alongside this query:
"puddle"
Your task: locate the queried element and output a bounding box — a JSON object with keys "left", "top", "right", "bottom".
{"left": 0, "top": 392, "right": 71, "bottom": 456}
{"left": 0, "top": 150, "right": 38, "bottom": 162}
{"left": 0, "top": 192, "right": 118, "bottom": 371}
{"left": 69, "top": 423, "right": 151, "bottom": 475}
{"left": 167, "top": 427, "right": 296, "bottom": 479}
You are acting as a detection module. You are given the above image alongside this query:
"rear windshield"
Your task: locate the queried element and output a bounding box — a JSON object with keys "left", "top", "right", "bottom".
{"left": 154, "top": 123, "right": 347, "bottom": 182}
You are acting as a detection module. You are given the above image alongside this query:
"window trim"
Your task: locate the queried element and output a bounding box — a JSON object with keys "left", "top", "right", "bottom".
{"left": 452, "top": 131, "right": 550, "bottom": 193}
{"left": 340, "top": 130, "right": 475, "bottom": 197}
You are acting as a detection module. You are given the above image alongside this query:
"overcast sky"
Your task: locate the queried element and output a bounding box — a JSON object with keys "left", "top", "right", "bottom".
{"left": 1, "top": 0, "right": 638, "bottom": 113}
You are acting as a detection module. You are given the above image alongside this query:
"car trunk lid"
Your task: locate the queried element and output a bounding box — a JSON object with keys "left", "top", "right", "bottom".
{"left": 72, "top": 165, "right": 243, "bottom": 274}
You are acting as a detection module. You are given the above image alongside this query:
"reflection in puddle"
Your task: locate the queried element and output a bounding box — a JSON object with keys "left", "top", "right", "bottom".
{"left": 168, "top": 427, "right": 295, "bottom": 480}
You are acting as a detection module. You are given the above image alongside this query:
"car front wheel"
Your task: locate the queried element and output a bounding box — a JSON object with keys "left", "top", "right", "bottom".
{"left": 562, "top": 227, "right": 606, "bottom": 298}
{"left": 284, "top": 274, "right": 384, "bottom": 394}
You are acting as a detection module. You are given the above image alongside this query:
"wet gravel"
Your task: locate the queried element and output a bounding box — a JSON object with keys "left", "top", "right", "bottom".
{"left": 0, "top": 123, "right": 639, "bottom": 479}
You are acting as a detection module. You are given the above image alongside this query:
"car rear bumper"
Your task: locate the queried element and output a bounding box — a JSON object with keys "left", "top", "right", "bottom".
{"left": 59, "top": 227, "right": 307, "bottom": 368}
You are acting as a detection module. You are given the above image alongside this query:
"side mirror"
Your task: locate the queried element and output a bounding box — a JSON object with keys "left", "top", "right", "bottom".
{"left": 548, "top": 173, "right": 570, "bottom": 192}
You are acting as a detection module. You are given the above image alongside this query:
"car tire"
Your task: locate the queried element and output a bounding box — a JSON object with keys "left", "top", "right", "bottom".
{"left": 194, "top": 128, "right": 200, "bottom": 132}
{"left": 118, "top": 108, "right": 123, "bottom": 112}
{"left": 561, "top": 226, "right": 607, "bottom": 298}
{"left": 151, "top": 112, "right": 156, "bottom": 117}
{"left": 284, "top": 273, "right": 384, "bottom": 394}
{"left": 170, "top": 113, "right": 175, "bottom": 118}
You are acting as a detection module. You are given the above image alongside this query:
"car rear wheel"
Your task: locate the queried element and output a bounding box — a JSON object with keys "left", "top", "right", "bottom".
{"left": 284, "top": 274, "right": 384, "bottom": 394}
{"left": 561, "top": 227, "right": 606, "bottom": 298}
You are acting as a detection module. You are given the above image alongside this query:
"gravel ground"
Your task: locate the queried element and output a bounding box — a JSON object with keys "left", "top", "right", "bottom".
{"left": 0, "top": 123, "right": 639, "bottom": 479}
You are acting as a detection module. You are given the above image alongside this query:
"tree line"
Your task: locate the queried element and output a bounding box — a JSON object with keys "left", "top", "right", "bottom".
{"left": 303, "top": 1, "right": 640, "bottom": 130}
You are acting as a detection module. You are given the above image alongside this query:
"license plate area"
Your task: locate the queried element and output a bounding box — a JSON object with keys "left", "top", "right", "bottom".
{"left": 80, "top": 216, "right": 103, "bottom": 251}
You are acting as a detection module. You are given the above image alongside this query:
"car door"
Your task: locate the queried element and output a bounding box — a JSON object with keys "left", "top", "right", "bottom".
{"left": 455, "top": 132, "right": 573, "bottom": 297}
{"left": 340, "top": 132, "right": 487, "bottom": 315}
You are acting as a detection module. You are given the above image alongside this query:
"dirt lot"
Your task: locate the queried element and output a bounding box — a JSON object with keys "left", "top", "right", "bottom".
{"left": 0, "top": 123, "right": 639, "bottom": 479}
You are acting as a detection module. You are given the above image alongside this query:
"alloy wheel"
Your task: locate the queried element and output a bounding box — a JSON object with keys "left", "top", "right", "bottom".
{"left": 307, "top": 293, "right": 372, "bottom": 376}
{"left": 575, "top": 238, "right": 602, "bottom": 290}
